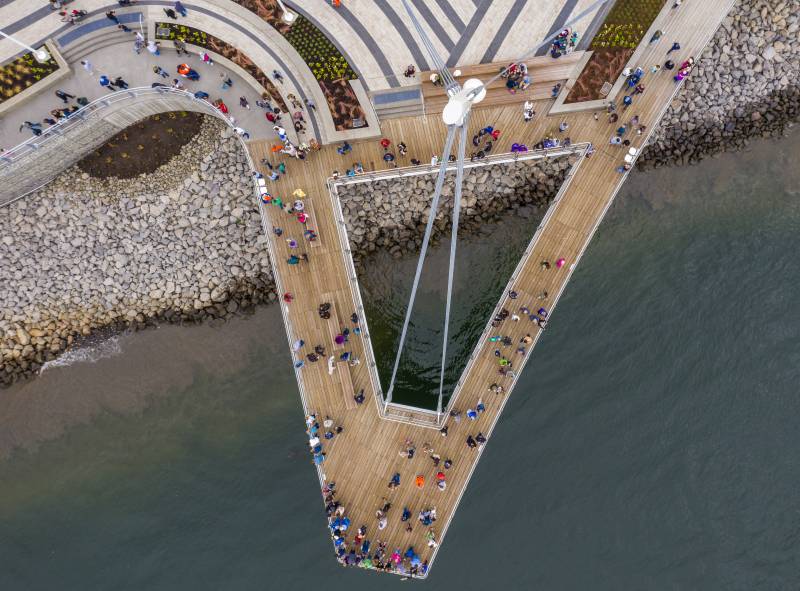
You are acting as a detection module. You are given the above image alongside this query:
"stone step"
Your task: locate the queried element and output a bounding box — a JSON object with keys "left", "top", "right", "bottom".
{"left": 370, "top": 87, "right": 424, "bottom": 121}
{"left": 61, "top": 28, "right": 140, "bottom": 63}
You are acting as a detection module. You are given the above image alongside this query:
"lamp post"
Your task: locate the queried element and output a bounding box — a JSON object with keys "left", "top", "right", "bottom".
{"left": 275, "top": 0, "right": 297, "bottom": 24}
{"left": 0, "top": 29, "right": 51, "bottom": 63}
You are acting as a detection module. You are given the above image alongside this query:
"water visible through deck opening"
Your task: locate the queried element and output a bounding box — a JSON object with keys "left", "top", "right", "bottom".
{"left": 357, "top": 200, "right": 547, "bottom": 410}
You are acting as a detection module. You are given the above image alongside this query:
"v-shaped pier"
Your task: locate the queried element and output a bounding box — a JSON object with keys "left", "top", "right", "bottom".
{"left": 245, "top": 0, "right": 735, "bottom": 576}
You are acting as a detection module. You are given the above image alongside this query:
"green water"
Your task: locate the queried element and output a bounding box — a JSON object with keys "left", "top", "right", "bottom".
{"left": 359, "top": 205, "right": 544, "bottom": 409}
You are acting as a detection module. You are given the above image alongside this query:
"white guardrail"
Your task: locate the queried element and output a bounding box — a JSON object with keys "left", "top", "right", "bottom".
{"left": 0, "top": 86, "right": 238, "bottom": 206}
{"left": 327, "top": 143, "right": 589, "bottom": 428}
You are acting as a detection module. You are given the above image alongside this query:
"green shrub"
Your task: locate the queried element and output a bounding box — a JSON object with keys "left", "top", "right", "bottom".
{"left": 0, "top": 51, "right": 60, "bottom": 103}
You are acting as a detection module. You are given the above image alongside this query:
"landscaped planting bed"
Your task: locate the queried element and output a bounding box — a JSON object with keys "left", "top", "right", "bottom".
{"left": 564, "top": 0, "right": 666, "bottom": 103}
{"left": 231, "top": 0, "right": 368, "bottom": 130}
{"left": 155, "top": 22, "right": 288, "bottom": 112}
{"left": 0, "top": 51, "right": 60, "bottom": 105}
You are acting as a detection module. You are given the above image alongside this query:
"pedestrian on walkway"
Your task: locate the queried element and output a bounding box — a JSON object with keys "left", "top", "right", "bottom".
{"left": 147, "top": 40, "right": 161, "bottom": 55}
{"left": 134, "top": 37, "right": 144, "bottom": 54}
{"left": 240, "top": 96, "right": 250, "bottom": 109}
{"left": 403, "top": 64, "right": 416, "bottom": 78}
{"left": 153, "top": 65, "right": 169, "bottom": 78}
{"left": 173, "top": 37, "right": 188, "bottom": 55}
{"left": 80, "top": 60, "right": 93, "bottom": 75}
{"left": 106, "top": 10, "right": 119, "bottom": 24}
{"left": 221, "top": 75, "right": 233, "bottom": 89}
{"left": 99, "top": 75, "right": 115, "bottom": 91}
{"left": 558, "top": 121, "right": 568, "bottom": 132}
{"left": 664, "top": 60, "right": 676, "bottom": 70}
{"left": 667, "top": 41, "right": 681, "bottom": 54}
{"left": 199, "top": 50, "right": 214, "bottom": 65}
{"left": 649, "top": 29, "right": 663, "bottom": 44}
{"left": 174, "top": 1, "right": 187, "bottom": 16}
{"left": 304, "top": 97, "right": 316, "bottom": 111}
{"left": 113, "top": 76, "right": 129, "bottom": 89}
{"left": 19, "top": 121, "right": 43, "bottom": 136}
{"left": 623, "top": 95, "right": 633, "bottom": 109}
{"left": 234, "top": 126, "right": 250, "bottom": 139}
{"left": 523, "top": 100, "right": 534, "bottom": 122}
{"left": 273, "top": 70, "right": 284, "bottom": 84}
{"left": 172, "top": 78, "right": 185, "bottom": 89}
{"left": 551, "top": 83, "right": 561, "bottom": 98}
{"left": 117, "top": 23, "right": 132, "bottom": 33}
{"left": 54, "top": 89, "right": 75, "bottom": 103}
{"left": 163, "top": 7, "right": 178, "bottom": 19}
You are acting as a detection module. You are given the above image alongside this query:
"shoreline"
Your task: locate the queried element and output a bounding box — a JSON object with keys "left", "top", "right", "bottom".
{"left": 1, "top": 0, "right": 798, "bottom": 386}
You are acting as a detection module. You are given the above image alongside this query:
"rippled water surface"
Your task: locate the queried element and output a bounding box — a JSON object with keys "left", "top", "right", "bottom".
{"left": 359, "top": 204, "right": 543, "bottom": 409}
{"left": 0, "top": 130, "right": 798, "bottom": 590}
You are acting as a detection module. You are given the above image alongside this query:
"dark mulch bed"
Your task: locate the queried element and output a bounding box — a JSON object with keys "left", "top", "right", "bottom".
{"left": 564, "top": 48, "right": 634, "bottom": 103}
{"left": 77, "top": 111, "right": 204, "bottom": 179}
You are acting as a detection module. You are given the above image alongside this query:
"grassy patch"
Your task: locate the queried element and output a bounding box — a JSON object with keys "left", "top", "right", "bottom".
{"left": 590, "top": 0, "right": 667, "bottom": 49}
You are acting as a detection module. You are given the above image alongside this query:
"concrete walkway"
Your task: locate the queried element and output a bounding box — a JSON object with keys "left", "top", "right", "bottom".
{"left": 0, "top": 0, "right": 607, "bottom": 91}
{"left": 0, "top": 40, "right": 297, "bottom": 153}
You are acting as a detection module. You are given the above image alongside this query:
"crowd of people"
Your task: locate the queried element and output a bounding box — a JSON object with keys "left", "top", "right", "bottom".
{"left": 547, "top": 27, "right": 579, "bottom": 58}
{"left": 500, "top": 61, "right": 531, "bottom": 93}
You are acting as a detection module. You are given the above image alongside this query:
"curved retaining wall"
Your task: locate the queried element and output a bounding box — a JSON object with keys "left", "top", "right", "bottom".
{"left": 0, "top": 88, "right": 233, "bottom": 206}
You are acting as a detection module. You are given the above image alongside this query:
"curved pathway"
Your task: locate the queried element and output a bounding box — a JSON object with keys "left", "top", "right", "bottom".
{"left": 0, "top": 38, "right": 286, "bottom": 152}
{"left": 0, "top": 0, "right": 372, "bottom": 143}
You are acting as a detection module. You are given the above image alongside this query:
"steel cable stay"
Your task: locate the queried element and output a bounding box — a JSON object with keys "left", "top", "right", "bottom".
{"left": 390, "top": 0, "right": 602, "bottom": 413}
{"left": 467, "top": 0, "right": 612, "bottom": 101}
{"left": 436, "top": 113, "right": 469, "bottom": 414}
{"left": 384, "top": 125, "right": 457, "bottom": 407}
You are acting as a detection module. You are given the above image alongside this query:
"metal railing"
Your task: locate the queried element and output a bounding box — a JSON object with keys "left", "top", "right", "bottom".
{"left": 0, "top": 86, "right": 244, "bottom": 207}
{"left": 1, "top": 86, "right": 198, "bottom": 167}
{"left": 332, "top": 145, "right": 586, "bottom": 191}
{"left": 440, "top": 144, "right": 589, "bottom": 418}
{"left": 326, "top": 144, "right": 589, "bottom": 427}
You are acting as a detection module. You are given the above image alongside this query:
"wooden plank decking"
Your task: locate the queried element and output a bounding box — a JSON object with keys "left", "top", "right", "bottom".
{"left": 245, "top": 0, "right": 736, "bottom": 577}
{"left": 421, "top": 53, "right": 584, "bottom": 113}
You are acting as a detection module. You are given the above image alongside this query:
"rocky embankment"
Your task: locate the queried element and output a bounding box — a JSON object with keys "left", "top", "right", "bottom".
{"left": 339, "top": 156, "right": 576, "bottom": 269}
{"left": 0, "top": 117, "right": 274, "bottom": 385}
{"left": 640, "top": 0, "right": 798, "bottom": 167}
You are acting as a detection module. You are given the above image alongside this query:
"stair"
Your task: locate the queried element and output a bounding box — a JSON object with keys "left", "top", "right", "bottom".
{"left": 370, "top": 87, "right": 424, "bottom": 121}
{"left": 57, "top": 12, "right": 144, "bottom": 63}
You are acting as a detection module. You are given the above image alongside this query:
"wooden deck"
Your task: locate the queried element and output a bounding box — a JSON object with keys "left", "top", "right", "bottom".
{"left": 245, "top": 0, "right": 735, "bottom": 577}
{"left": 420, "top": 53, "right": 584, "bottom": 113}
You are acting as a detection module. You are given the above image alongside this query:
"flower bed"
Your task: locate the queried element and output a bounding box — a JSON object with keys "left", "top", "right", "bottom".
{"left": 231, "top": 0, "right": 368, "bottom": 130}
{"left": 564, "top": 0, "right": 666, "bottom": 103}
{"left": 283, "top": 16, "right": 356, "bottom": 82}
{"left": 0, "top": 51, "right": 61, "bottom": 105}
{"left": 155, "top": 22, "right": 288, "bottom": 112}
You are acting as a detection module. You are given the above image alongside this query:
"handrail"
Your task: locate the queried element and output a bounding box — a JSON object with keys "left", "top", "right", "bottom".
{"left": 326, "top": 144, "right": 588, "bottom": 424}
{"left": 330, "top": 145, "right": 586, "bottom": 191}
{"left": 1, "top": 86, "right": 196, "bottom": 167}
{"left": 0, "top": 86, "right": 252, "bottom": 208}
{"left": 326, "top": 178, "right": 387, "bottom": 419}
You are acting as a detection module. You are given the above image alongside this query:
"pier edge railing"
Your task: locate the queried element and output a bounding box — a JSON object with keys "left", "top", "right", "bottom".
{"left": 326, "top": 144, "right": 589, "bottom": 428}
